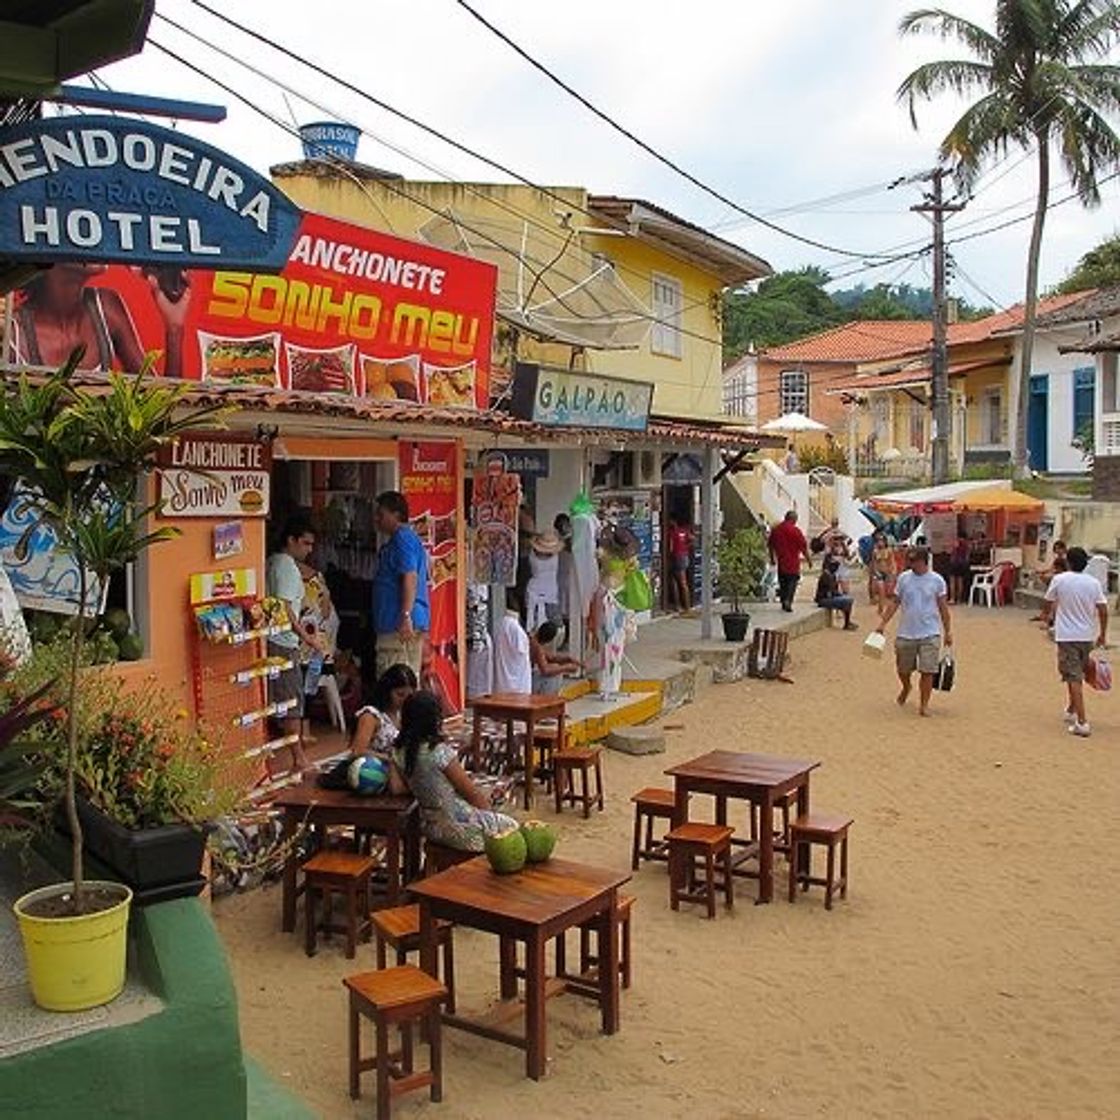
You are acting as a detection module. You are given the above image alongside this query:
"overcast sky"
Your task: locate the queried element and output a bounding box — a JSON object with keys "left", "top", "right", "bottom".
{"left": 95, "top": 0, "right": 1120, "bottom": 310}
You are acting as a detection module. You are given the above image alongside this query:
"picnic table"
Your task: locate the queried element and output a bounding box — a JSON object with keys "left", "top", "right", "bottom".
{"left": 468, "top": 692, "right": 567, "bottom": 809}
{"left": 273, "top": 781, "right": 420, "bottom": 932}
{"left": 665, "top": 750, "right": 820, "bottom": 903}
{"left": 411, "top": 855, "right": 630, "bottom": 1080}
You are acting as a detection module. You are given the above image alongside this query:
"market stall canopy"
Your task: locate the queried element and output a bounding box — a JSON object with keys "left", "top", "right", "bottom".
{"left": 952, "top": 486, "right": 1044, "bottom": 513}
{"left": 760, "top": 411, "right": 828, "bottom": 433}
{"left": 868, "top": 479, "right": 1016, "bottom": 513}
{"left": 417, "top": 210, "right": 652, "bottom": 350}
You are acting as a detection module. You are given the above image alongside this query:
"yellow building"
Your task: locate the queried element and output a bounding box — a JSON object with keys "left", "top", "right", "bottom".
{"left": 269, "top": 163, "right": 770, "bottom": 421}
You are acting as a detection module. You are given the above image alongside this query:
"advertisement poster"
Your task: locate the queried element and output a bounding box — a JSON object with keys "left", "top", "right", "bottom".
{"left": 398, "top": 441, "right": 461, "bottom": 712}
{"left": 470, "top": 452, "right": 521, "bottom": 585}
{"left": 5, "top": 211, "right": 498, "bottom": 410}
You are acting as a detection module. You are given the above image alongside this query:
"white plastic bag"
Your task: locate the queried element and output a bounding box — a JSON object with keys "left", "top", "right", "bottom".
{"left": 862, "top": 631, "right": 886, "bottom": 660}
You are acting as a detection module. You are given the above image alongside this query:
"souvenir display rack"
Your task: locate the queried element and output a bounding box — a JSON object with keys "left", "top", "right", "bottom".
{"left": 188, "top": 567, "right": 302, "bottom": 792}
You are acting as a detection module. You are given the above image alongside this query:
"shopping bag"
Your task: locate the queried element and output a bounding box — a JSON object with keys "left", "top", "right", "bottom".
{"left": 1087, "top": 653, "right": 1112, "bottom": 692}
{"left": 862, "top": 631, "right": 886, "bottom": 660}
{"left": 933, "top": 652, "right": 955, "bottom": 692}
{"left": 617, "top": 567, "right": 653, "bottom": 612}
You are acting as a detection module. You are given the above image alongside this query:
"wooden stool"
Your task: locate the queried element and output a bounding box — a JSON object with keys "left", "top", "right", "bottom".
{"left": 372, "top": 904, "right": 457, "bottom": 1013}
{"left": 531, "top": 724, "right": 562, "bottom": 792}
{"left": 748, "top": 628, "right": 789, "bottom": 680}
{"left": 555, "top": 893, "right": 635, "bottom": 990}
{"left": 553, "top": 746, "right": 605, "bottom": 818}
{"left": 303, "top": 851, "right": 377, "bottom": 958}
{"left": 750, "top": 788, "right": 799, "bottom": 854}
{"left": 422, "top": 839, "right": 476, "bottom": 877}
{"left": 666, "top": 823, "right": 735, "bottom": 919}
{"left": 343, "top": 965, "right": 446, "bottom": 1119}
{"left": 788, "top": 812, "right": 852, "bottom": 910}
{"left": 630, "top": 787, "right": 678, "bottom": 869}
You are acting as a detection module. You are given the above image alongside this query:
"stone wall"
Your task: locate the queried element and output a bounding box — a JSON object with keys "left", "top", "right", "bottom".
{"left": 1093, "top": 455, "right": 1120, "bottom": 501}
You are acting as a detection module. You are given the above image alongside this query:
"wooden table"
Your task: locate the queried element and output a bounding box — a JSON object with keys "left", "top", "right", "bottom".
{"left": 665, "top": 751, "right": 820, "bottom": 904}
{"left": 469, "top": 693, "right": 567, "bottom": 809}
{"left": 273, "top": 782, "right": 420, "bottom": 933}
{"left": 411, "top": 855, "right": 630, "bottom": 1080}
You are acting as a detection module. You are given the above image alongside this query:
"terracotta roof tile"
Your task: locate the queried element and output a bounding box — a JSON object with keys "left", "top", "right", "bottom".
{"left": 948, "top": 290, "right": 1094, "bottom": 342}
{"left": 759, "top": 321, "right": 933, "bottom": 363}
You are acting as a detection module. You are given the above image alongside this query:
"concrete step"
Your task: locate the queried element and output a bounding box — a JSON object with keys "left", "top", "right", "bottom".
{"left": 564, "top": 689, "right": 662, "bottom": 748}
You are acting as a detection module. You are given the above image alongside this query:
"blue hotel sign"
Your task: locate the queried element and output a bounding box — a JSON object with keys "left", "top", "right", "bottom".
{"left": 511, "top": 362, "right": 653, "bottom": 432}
{"left": 0, "top": 116, "right": 301, "bottom": 269}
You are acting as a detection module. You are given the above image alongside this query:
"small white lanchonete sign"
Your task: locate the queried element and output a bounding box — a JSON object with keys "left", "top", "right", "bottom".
{"left": 156, "top": 434, "right": 271, "bottom": 518}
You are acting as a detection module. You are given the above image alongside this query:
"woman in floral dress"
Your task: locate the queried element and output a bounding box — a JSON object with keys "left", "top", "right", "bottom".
{"left": 388, "top": 691, "right": 518, "bottom": 852}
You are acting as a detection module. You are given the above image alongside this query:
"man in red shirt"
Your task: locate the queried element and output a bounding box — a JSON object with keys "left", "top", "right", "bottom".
{"left": 768, "top": 510, "right": 811, "bottom": 612}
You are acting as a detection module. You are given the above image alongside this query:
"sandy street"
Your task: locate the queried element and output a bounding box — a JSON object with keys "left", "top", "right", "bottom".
{"left": 213, "top": 604, "right": 1120, "bottom": 1119}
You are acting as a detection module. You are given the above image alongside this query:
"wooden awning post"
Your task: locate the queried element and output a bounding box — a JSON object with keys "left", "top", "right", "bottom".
{"left": 701, "top": 445, "right": 717, "bottom": 641}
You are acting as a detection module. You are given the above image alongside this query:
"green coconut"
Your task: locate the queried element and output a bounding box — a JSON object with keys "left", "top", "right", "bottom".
{"left": 519, "top": 820, "right": 557, "bottom": 863}
{"left": 484, "top": 826, "right": 527, "bottom": 874}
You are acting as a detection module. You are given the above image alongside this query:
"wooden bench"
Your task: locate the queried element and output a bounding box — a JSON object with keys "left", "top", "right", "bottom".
{"left": 788, "top": 812, "right": 852, "bottom": 910}
{"left": 553, "top": 746, "right": 605, "bottom": 818}
{"left": 302, "top": 850, "right": 377, "bottom": 958}
{"left": 630, "top": 787, "right": 678, "bottom": 869}
{"left": 343, "top": 965, "right": 446, "bottom": 1119}
{"left": 371, "top": 904, "right": 457, "bottom": 1013}
{"left": 666, "top": 823, "right": 735, "bottom": 919}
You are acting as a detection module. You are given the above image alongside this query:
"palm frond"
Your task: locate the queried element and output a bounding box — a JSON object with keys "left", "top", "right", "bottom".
{"left": 898, "top": 59, "right": 997, "bottom": 127}
{"left": 899, "top": 8, "right": 1001, "bottom": 61}
{"left": 1059, "top": 0, "right": 1120, "bottom": 55}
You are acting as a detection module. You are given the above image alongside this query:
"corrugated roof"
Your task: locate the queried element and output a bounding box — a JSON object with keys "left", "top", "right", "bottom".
{"left": 587, "top": 196, "right": 772, "bottom": 286}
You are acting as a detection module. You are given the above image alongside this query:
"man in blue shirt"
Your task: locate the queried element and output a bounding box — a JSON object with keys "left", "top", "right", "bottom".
{"left": 372, "top": 490, "right": 430, "bottom": 677}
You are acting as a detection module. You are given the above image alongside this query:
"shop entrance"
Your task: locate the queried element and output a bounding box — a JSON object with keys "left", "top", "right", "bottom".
{"left": 661, "top": 453, "right": 702, "bottom": 612}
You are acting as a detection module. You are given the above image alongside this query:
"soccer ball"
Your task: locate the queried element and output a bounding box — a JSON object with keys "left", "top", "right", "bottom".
{"left": 347, "top": 755, "right": 389, "bottom": 795}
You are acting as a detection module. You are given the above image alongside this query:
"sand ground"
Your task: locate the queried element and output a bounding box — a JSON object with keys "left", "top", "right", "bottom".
{"left": 213, "top": 604, "right": 1120, "bottom": 1119}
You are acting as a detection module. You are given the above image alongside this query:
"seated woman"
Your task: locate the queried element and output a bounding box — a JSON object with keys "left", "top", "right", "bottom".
{"left": 388, "top": 690, "right": 519, "bottom": 853}
{"left": 815, "top": 559, "right": 858, "bottom": 630}
{"left": 529, "top": 620, "right": 581, "bottom": 695}
{"left": 349, "top": 663, "right": 417, "bottom": 759}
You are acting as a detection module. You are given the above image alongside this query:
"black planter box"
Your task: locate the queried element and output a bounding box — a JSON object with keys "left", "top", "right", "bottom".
{"left": 66, "top": 797, "right": 208, "bottom": 903}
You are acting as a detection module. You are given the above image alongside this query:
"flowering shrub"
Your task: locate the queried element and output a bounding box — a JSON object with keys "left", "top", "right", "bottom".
{"left": 76, "top": 689, "right": 244, "bottom": 829}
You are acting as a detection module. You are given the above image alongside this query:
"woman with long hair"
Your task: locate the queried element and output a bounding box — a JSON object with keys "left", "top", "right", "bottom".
{"left": 349, "top": 663, "right": 417, "bottom": 758}
{"left": 387, "top": 690, "right": 518, "bottom": 852}
{"left": 869, "top": 531, "right": 898, "bottom": 618}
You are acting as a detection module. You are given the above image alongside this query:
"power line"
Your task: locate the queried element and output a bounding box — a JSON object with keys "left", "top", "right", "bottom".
{"left": 450, "top": 0, "right": 901, "bottom": 261}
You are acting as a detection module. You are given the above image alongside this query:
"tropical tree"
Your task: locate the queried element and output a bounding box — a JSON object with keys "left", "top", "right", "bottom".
{"left": 1055, "top": 231, "right": 1120, "bottom": 291}
{"left": 898, "top": 0, "right": 1120, "bottom": 476}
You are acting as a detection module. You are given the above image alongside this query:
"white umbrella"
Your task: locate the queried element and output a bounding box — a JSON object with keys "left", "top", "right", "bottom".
{"left": 761, "top": 411, "right": 828, "bottom": 433}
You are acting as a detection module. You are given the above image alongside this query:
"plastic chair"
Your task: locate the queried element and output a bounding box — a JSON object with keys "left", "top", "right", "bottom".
{"left": 968, "top": 565, "right": 1000, "bottom": 607}
{"left": 995, "top": 562, "right": 1017, "bottom": 606}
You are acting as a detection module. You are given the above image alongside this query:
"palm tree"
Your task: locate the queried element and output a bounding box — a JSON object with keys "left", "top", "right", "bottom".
{"left": 898, "top": 1, "right": 1120, "bottom": 477}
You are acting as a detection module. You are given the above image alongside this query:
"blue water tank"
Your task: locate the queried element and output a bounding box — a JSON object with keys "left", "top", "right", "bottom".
{"left": 299, "top": 121, "right": 360, "bottom": 162}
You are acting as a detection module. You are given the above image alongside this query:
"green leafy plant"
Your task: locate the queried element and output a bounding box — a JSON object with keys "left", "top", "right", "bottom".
{"left": 0, "top": 655, "right": 60, "bottom": 835}
{"left": 798, "top": 442, "right": 849, "bottom": 473}
{"left": 0, "top": 355, "right": 228, "bottom": 909}
{"left": 716, "top": 526, "right": 768, "bottom": 614}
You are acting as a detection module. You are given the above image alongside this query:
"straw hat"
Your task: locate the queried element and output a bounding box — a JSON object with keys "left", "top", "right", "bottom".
{"left": 531, "top": 529, "right": 565, "bottom": 555}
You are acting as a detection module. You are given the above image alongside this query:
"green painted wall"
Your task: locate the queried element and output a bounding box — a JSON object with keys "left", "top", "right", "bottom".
{"left": 0, "top": 898, "right": 248, "bottom": 1119}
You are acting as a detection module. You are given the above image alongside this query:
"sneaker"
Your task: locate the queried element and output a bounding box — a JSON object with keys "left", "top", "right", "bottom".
{"left": 1063, "top": 708, "right": 1077, "bottom": 726}
{"left": 1068, "top": 722, "right": 1092, "bottom": 738}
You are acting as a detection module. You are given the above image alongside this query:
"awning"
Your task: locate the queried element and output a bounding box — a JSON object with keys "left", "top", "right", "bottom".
{"left": 953, "top": 486, "right": 1044, "bottom": 513}
{"left": 416, "top": 210, "right": 652, "bottom": 350}
{"left": 869, "top": 480, "right": 1042, "bottom": 514}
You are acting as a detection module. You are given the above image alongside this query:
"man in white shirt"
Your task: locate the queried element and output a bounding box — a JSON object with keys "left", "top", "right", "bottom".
{"left": 1042, "top": 546, "right": 1109, "bottom": 738}
{"left": 493, "top": 590, "right": 531, "bottom": 695}
{"left": 875, "top": 546, "right": 952, "bottom": 717}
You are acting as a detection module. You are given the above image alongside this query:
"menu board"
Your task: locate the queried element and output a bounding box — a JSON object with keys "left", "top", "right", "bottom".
{"left": 470, "top": 452, "right": 521, "bottom": 586}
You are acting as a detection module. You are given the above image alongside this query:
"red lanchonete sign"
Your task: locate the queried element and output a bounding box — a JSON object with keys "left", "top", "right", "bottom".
{"left": 7, "top": 211, "right": 497, "bottom": 410}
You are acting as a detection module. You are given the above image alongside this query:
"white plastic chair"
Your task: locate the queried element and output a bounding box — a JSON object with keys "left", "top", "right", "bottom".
{"left": 968, "top": 566, "right": 1000, "bottom": 607}
{"left": 1086, "top": 554, "right": 1110, "bottom": 594}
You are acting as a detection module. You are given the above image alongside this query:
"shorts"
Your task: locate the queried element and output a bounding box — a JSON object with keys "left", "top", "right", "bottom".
{"left": 895, "top": 636, "right": 941, "bottom": 675}
{"left": 1057, "top": 641, "right": 1093, "bottom": 683}
{"left": 376, "top": 630, "right": 425, "bottom": 679}
{"left": 266, "top": 640, "right": 303, "bottom": 718}
{"left": 671, "top": 554, "right": 690, "bottom": 573}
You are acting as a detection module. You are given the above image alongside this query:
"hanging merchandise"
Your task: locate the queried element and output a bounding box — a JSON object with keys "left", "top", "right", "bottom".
{"left": 617, "top": 565, "right": 653, "bottom": 612}
{"left": 570, "top": 504, "right": 601, "bottom": 628}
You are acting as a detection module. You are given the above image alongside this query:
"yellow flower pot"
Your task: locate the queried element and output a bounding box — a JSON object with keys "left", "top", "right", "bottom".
{"left": 13, "top": 881, "right": 132, "bottom": 1011}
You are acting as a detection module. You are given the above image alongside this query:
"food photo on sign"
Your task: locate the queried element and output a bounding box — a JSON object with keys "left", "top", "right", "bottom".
{"left": 470, "top": 453, "right": 521, "bottom": 586}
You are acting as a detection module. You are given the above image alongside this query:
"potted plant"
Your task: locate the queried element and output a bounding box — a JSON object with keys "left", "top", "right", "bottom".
{"left": 716, "top": 526, "right": 768, "bottom": 642}
{"left": 0, "top": 356, "right": 226, "bottom": 1010}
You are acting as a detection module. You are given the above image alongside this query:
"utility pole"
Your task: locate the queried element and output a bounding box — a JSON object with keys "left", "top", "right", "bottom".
{"left": 912, "top": 167, "right": 964, "bottom": 484}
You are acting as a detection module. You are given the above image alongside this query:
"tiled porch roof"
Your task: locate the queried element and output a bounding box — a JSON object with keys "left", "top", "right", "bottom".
{"left": 825, "top": 356, "right": 1009, "bottom": 396}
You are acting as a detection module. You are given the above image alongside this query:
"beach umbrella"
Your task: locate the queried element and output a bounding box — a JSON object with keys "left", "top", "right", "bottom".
{"left": 761, "top": 411, "right": 828, "bottom": 433}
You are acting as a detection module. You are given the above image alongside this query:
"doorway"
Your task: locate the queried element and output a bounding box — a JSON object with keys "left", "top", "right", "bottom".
{"left": 1027, "top": 374, "right": 1049, "bottom": 472}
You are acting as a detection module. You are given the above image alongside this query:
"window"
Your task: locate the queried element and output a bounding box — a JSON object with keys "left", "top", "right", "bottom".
{"left": 982, "top": 388, "right": 1003, "bottom": 445}
{"left": 650, "top": 273, "right": 683, "bottom": 358}
{"left": 908, "top": 399, "right": 926, "bottom": 452}
{"left": 1102, "top": 353, "right": 1118, "bottom": 414}
{"left": 779, "top": 370, "right": 808, "bottom": 415}
{"left": 1073, "top": 366, "right": 1095, "bottom": 442}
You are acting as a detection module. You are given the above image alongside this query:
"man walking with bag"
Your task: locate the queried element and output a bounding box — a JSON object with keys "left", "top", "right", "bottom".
{"left": 875, "top": 546, "right": 952, "bottom": 717}
{"left": 1042, "top": 546, "right": 1108, "bottom": 738}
